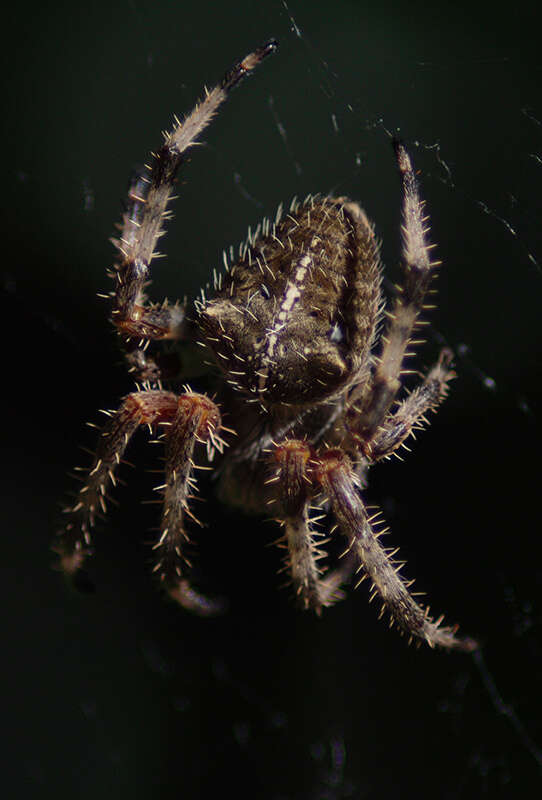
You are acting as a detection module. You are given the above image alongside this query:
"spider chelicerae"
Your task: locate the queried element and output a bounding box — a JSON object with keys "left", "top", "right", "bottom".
{"left": 55, "top": 40, "right": 477, "bottom": 652}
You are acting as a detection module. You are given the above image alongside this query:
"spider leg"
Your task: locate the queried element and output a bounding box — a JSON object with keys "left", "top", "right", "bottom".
{"left": 350, "top": 140, "right": 439, "bottom": 441}
{"left": 109, "top": 41, "right": 277, "bottom": 381}
{"left": 54, "top": 390, "right": 227, "bottom": 616}
{"left": 338, "top": 200, "right": 383, "bottom": 389}
{"left": 271, "top": 440, "right": 358, "bottom": 613}
{"left": 351, "top": 347, "right": 455, "bottom": 461}
{"left": 310, "top": 447, "right": 477, "bottom": 651}
{"left": 153, "top": 393, "right": 226, "bottom": 615}
{"left": 55, "top": 391, "right": 178, "bottom": 575}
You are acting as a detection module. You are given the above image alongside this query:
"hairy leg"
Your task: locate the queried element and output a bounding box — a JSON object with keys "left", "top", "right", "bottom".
{"left": 352, "top": 347, "right": 455, "bottom": 461}
{"left": 350, "top": 140, "right": 440, "bottom": 441}
{"left": 271, "top": 440, "right": 353, "bottom": 613}
{"left": 54, "top": 390, "right": 226, "bottom": 615}
{"left": 109, "top": 41, "right": 277, "bottom": 381}
{"left": 310, "top": 447, "right": 477, "bottom": 651}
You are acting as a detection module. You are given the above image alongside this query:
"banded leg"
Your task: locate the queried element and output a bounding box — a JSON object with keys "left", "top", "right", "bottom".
{"left": 272, "top": 440, "right": 356, "bottom": 613}
{"left": 55, "top": 391, "right": 179, "bottom": 576}
{"left": 110, "top": 41, "right": 278, "bottom": 379}
{"left": 356, "top": 347, "right": 455, "bottom": 461}
{"left": 55, "top": 391, "right": 226, "bottom": 615}
{"left": 311, "top": 448, "right": 477, "bottom": 651}
{"left": 153, "top": 394, "right": 226, "bottom": 615}
{"left": 350, "top": 140, "right": 440, "bottom": 441}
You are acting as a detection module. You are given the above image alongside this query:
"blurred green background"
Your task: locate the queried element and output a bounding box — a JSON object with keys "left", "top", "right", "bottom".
{"left": 3, "top": 0, "right": 541, "bottom": 797}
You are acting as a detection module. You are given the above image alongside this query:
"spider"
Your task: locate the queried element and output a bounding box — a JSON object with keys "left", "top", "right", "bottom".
{"left": 55, "top": 40, "right": 477, "bottom": 652}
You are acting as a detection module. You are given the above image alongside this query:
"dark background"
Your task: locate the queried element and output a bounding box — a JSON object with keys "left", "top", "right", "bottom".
{"left": 3, "top": 1, "right": 542, "bottom": 797}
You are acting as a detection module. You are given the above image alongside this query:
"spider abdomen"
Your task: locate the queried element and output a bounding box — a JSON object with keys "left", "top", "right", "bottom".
{"left": 199, "top": 195, "right": 382, "bottom": 407}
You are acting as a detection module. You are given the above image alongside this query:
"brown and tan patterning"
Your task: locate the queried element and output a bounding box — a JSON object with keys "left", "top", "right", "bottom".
{"left": 55, "top": 40, "right": 477, "bottom": 652}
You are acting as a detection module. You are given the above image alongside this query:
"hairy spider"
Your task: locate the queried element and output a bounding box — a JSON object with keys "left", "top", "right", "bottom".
{"left": 55, "top": 40, "right": 477, "bottom": 652}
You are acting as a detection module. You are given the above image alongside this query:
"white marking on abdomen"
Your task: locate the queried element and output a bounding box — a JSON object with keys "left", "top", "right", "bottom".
{"left": 257, "top": 253, "right": 312, "bottom": 392}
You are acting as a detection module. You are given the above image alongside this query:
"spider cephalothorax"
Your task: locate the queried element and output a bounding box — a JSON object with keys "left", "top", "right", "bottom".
{"left": 55, "top": 40, "right": 477, "bottom": 651}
